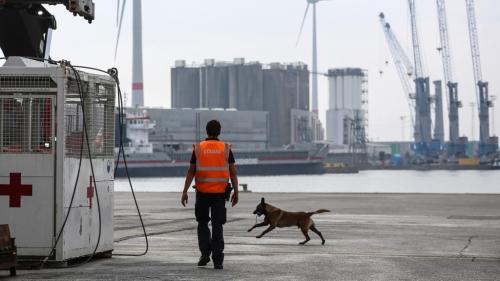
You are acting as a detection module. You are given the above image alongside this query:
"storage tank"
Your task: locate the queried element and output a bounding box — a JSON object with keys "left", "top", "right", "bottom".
{"left": 263, "top": 63, "right": 308, "bottom": 147}
{"left": 200, "top": 61, "right": 229, "bottom": 109}
{"left": 284, "top": 63, "right": 309, "bottom": 111}
{"left": 297, "top": 64, "right": 310, "bottom": 111}
{"left": 327, "top": 108, "right": 351, "bottom": 145}
{"left": 228, "top": 60, "right": 264, "bottom": 111}
{"left": 264, "top": 64, "right": 291, "bottom": 147}
{"left": 171, "top": 61, "right": 200, "bottom": 109}
{"left": 327, "top": 68, "right": 367, "bottom": 144}
{"left": 328, "top": 68, "right": 364, "bottom": 110}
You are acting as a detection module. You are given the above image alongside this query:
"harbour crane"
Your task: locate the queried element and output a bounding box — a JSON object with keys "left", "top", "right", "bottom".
{"left": 0, "top": 0, "right": 94, "bottom": 59}
{"left": 432, "top": 80, "right": 445, "bottom": 145}
{"left": 408, "top": 0, "right": 436, "bottom": 157}
{"left": 378, "top": 13, "right": 415, "bottom": 131}
{"left": 436, "top": 0, "right": 466, "bottom": 156}
{"left": 465, "top": 0, "right": 498, "bottom": 156}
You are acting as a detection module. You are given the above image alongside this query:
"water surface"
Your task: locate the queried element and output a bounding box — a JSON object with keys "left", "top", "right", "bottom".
{"left": 115, "top": 170, "right": 500, "bottom": 194}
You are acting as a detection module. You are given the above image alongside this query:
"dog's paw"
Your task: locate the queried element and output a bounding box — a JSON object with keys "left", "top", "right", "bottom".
{"left": 256, "top": 235, "right": 262, "bottom": 239}
{"left": 247, "top": 228, "right": 252, "bottom": 232}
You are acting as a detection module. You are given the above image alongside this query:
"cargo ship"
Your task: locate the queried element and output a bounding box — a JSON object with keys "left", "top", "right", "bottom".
{"left": 115, "top": 113, "right": 328, "bottom": 177}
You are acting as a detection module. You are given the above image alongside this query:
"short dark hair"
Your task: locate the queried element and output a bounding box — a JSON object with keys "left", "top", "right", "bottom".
{"left": 206, "top": 120, "right": 221, "bottom": 137}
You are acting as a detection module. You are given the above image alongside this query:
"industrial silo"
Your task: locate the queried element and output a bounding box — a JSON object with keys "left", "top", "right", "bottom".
{"left": 264, "top": 63, "right": 285, "bottom": 147}
{"left": 298, "top": 64, "right": 310, "bottom": 111}
{"left": 200, "top": 59, "right": 229, "bottom": 109}
{"left": 326, "top": 68, "right": 367, "bottom": 145}
{"left": 263, "top": 63, "right": 295, "bottom": 147}
{"left": 291, "top": 63, "right": 310, "bottom": 111}
{"left": 283, "top": 63, "right": 310, "bottom": 111}
{"left": 170, "top": 60, "right": 200, "bottom": 109}
{"left": 263, "top": 62, "right": 312, "bottom": 147}
{"left": 228, "top": 58, "right": 264, "bottom": 111}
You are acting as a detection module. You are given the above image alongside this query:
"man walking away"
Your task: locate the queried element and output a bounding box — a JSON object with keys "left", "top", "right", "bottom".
{"left": 181, "top": 120, "right": 239, "bottom": 270}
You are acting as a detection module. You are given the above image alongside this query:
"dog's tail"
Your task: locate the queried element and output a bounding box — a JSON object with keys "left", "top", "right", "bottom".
{"left": 307, "top": 209, "right": 330, "bottom": 216}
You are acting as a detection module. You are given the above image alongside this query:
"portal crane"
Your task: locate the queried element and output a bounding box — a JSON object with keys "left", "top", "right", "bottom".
{"left": 465, "top": 0, "right": 498, "bottom": 156}
{"left": 0, "top": 0, "right": 94, "bottom": 59}
{"left": 432, "top": 80, "right": 445, "bottom": 144}
{"left": 408, "top": 0, "right": 434, "bottom": 157}
{"left": 436, "top": 0, "right": 466, "bottom": 157}
{"left": 378, "top": 13, "right": 415, "bottom": 129}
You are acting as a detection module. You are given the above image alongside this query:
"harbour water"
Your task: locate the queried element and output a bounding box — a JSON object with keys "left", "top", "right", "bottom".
{"left": 115, "top": 170, "right": 500, "bottom": 194}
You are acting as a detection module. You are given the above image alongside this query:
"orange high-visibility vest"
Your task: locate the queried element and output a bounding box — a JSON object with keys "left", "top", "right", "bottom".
{"left": 194, "top": 140, "right": 231, "bottom": 193}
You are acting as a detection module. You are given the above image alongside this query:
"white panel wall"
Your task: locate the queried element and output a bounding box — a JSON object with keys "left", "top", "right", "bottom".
{"left": 327, "top": 108, "right": 352, "bottom": 145}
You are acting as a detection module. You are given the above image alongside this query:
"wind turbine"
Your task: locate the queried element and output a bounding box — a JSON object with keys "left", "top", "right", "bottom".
{"left": 115, "top": 0, "right": 144, "bottom": 108}
{"left": 296, "top": 0, "right": 330, "bottom": 115}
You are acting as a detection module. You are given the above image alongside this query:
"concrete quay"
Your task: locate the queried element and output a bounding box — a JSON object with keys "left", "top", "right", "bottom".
{"left": 9, "top": 192, "right": 500, "bottom": 281}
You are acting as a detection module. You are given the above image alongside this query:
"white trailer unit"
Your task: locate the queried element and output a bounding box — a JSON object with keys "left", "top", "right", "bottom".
{"left": 0, "top": 57, "right": 115, "bottom": 262}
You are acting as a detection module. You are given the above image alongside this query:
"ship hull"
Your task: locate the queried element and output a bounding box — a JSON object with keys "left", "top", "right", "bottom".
{"left": 115, "top": 161, "right": 325, "bottom": 177}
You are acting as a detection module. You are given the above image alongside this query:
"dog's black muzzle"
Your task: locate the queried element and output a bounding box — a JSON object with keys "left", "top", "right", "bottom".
{"left": 253, "top": 210, "right": 264, "bottom": 217}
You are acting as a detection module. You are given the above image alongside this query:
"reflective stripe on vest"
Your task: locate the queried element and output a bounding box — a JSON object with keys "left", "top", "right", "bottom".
{"left": 194, "top": 140, "right": 230, "bottom": 193}
{"left": 196, "top": 177, "right": 230, "bottom": 183}
{"left": 196, "top": 165, "right": 229, "bottom": 171}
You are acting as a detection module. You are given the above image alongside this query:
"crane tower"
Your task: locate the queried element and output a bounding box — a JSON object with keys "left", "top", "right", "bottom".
{"left": 436, "top": 0, "right": 467, "bottom": 157}
{"left": 408, "top": 0, "right": 434, "bottom": 157}
{"left": 465, "top": 0, "right": 498, "bottom": 156}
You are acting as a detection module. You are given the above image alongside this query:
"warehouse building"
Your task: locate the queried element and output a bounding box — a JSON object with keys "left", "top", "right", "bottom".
{"left": 126, "top": 108, "right": 269, "bottom": 151}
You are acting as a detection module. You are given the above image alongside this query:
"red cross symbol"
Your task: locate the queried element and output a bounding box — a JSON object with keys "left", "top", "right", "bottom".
{"left": 0, "top": 172, "right": 33, "bottom": 208}
{"left": 87, "top": 176, "right": 94, "bottom": 209}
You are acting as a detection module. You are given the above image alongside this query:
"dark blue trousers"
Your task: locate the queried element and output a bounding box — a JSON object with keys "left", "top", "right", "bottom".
{"left": 195, "top": 191, "right": 226, "bottom": 265}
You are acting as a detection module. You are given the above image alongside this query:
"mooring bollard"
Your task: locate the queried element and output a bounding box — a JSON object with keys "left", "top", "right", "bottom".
{"left": 240, "top": 183, "right": 251, "bottom": 193}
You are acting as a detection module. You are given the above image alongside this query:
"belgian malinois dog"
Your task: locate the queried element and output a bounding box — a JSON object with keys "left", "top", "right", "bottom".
{"left": 248, "top": 198, "right": 329, "bottom": 245}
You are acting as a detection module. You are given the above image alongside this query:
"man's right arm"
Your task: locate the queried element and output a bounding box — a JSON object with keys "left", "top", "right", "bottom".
{"left": 181, "top": 164, "right": 196, "bottom": 207}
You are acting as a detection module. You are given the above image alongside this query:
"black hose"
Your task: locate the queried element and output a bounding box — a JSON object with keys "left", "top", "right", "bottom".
{"left": 65, "top": 64, "right": 103, "bottom": 267}
{"left": 73, "top": 65, "right": 149, "bottom": 256}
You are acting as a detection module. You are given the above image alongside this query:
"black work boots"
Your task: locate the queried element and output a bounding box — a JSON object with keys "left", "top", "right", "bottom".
{"left": 197, "top": 255, "right": 210, "bottom": 266}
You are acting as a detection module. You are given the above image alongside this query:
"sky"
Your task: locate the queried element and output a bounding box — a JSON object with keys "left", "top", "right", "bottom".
{"left": 3, "top": 0, "right": 499, "bottom": 142}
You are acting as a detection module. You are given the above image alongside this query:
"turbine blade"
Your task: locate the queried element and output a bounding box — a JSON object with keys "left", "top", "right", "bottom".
{"left": 114, "top": 0, "right": 127, "bottom": 60}
{"left": 296, "top": 3, "right": 310, "bottom": 46}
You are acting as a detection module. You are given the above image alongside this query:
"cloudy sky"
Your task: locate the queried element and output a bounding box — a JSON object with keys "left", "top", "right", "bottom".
{"left": 4, "top": 0, "right": 499, "bottom": 141}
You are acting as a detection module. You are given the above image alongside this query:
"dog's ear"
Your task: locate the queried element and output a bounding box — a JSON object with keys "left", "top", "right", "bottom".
{"left": 261, "top": 197, "right": 265, "bottom": 204}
